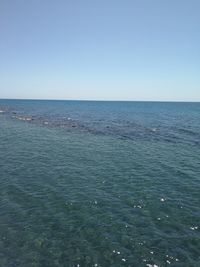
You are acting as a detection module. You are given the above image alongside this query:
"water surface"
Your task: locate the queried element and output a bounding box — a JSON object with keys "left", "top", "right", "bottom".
{"left": 0, "top": 100, "right": 200, "bottom": 266}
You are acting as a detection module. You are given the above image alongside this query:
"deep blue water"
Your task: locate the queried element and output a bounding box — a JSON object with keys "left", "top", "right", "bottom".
{"left": 0, "top": 99, "right": 200, "bottom": 266}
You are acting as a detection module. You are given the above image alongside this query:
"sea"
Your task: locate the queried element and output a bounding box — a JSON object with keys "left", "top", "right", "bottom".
{"left": 0, "top": 99, "right": 200, "bottom": 267}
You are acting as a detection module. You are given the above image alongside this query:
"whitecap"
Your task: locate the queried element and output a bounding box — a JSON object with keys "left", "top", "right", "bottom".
{"left": 190, "top": 226, "right": 198, "bottom": 230}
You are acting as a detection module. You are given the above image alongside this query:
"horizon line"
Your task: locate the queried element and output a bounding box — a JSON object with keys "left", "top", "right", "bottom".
{"left": 0, "top": 98, "right": 200, "bottom": 103}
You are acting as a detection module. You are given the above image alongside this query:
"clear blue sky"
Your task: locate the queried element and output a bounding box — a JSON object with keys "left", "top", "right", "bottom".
{"left": 0, "top": 0, "right": 199, "bottom": 101}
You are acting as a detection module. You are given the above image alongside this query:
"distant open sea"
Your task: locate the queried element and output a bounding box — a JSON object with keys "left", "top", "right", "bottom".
{"left": 0, "top": 99, "right": 200, "bottom": 267}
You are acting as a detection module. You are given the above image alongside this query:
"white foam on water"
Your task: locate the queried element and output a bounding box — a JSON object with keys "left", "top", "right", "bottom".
{"left": 160, "top": 198, "right": 166, "bottom": 202}
{"left": 190, "top": 226, "right": 198, "bottom": 230}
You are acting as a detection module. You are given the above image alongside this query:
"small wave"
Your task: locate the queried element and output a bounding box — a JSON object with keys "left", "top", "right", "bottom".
{"left": 15, "top": 116, "right": 33, "bottom": 121}
{"left": 178, "top": 127, "right": 199, "bottom": 137}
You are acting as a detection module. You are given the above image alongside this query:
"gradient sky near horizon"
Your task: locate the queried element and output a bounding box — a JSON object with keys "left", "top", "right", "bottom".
{"left": 0, "top": 0, "right": 200, "bottom": 101}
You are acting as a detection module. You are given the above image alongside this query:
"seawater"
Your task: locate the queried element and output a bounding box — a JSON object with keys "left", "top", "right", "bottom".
{"left": 0, "top": 100, "right": 200, "bottom": 267}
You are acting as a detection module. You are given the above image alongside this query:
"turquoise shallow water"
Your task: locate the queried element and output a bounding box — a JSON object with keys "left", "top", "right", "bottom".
{"left": 0, "top": 100, "right": 200, "bottom": 266}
